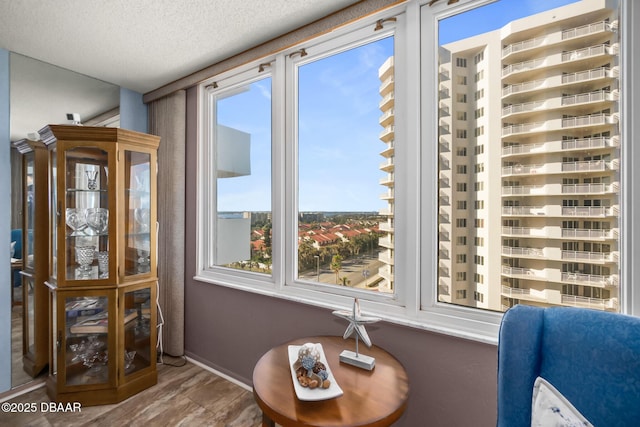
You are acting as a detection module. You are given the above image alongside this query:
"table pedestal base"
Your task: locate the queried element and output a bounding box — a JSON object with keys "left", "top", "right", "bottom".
{"left": 339, "top": 350, "right": 375, "bottom": 370}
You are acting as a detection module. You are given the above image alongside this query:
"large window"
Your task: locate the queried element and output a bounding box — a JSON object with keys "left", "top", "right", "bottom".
{"left": 436, "top": 0, "right": 622, "bottom": 314}
{"left": 295, "top": 36, "right": 395, "bottom": 293}
{"left": 203, "top": 74, "right": 272, "bottom": 276}
{"left": 197, "top": 0, "right": 638, "bottom": 343}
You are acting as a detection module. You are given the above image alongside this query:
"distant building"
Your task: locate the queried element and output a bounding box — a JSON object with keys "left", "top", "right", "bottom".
{"left": 378, "top": 56, "right": 395, "bottom": 292}
{"left": 438, "top": 0, "right": 620, "bottom": 312}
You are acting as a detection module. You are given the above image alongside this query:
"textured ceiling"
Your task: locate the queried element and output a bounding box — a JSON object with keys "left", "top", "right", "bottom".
{"left": 1, "top": 0, "right": 360, "bottom": 141}
{"left": 0, "top": 0, "right": 360, "bottom": 93}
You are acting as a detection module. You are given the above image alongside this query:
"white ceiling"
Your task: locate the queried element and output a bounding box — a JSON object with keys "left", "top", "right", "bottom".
{"left": 1, "top": 0, "right": 360, "bottom": 141}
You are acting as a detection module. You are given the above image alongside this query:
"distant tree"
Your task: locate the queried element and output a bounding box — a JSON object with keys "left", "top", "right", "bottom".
{"left": 331, "top": 254, "right": 343, "bottom": 284}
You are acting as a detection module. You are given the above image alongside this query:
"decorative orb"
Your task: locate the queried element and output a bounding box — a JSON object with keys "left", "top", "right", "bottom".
{"left": 297, "top": 343, "right": 320, "bottom": 364}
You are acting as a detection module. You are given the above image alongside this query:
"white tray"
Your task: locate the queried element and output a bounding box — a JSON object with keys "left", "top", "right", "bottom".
{"left": 288, "top": 344, "right": 343, "bottom": 401}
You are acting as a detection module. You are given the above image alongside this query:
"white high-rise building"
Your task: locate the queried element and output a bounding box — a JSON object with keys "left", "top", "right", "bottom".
{"left": 438, "top": 0, "right": 620, "bottom": 312}
{"left": 378, "top": 56, "right": 395, "bottom": 292}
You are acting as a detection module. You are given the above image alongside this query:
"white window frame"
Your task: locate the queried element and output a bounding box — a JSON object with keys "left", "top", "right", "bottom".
{"left": 194, "top": 0, "right": 640, "bottom": 345}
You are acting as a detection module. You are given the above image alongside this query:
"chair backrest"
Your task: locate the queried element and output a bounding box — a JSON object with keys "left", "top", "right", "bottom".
{"left": 497, "top": 304, "right": 640, "bottom": 427}
{"left": 10, "top": 228, "right": 22, "bottom": 259}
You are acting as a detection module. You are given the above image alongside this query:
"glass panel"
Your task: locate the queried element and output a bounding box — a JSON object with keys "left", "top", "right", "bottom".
{"left": 436, "top": 0, "right": 620, "bottom": 312}
{"left": 50, "top": 290, "right": 57, "bottom": 379}
{"left": 64, "top": 295, "right": 109, "bottom": 386}
{"left": 296, "top": 36, "right": 394, "bottom": 292}
{"left": 25, "top": 276, "right": 35, "bottom": 354}
{"left": 64, "top": 147, "right": 109, "bottom": 281}
{"left": 51, "top": 148, "right": 57, "bottom": 279}
{"left": 125, "top": 151, "right": 151, "bottom": 276}
{"left": 213, "top": 77, "right": 272, "bottom": 274}
{"left": 123, "top": 287, "right": 152, "bottom": 377}
{"left": 25, "top": 152, "right": 35, "bottom": 270}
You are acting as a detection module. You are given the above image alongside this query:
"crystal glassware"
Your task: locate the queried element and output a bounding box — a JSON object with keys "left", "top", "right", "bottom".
{"left": 75, "top": 245, "right": 95, "bottom": 273}
{"left": 66, "top": 208, "right": 87, "bottom": 235}
{"left": 86, "top": 170, "right": 99, "bottom": 190}
{"left": 86, "top": 208, "right": 109, "bottom": 234}
{"left": 97, "top": 251, "right": 109, "bottom": 278}
{"left": 134, "top": 208, "right": 150, "bottom": 232}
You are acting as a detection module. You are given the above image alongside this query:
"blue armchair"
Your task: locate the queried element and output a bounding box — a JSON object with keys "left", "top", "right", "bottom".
{"left": 497, "top": 305, "right": 640, "bottom": 427}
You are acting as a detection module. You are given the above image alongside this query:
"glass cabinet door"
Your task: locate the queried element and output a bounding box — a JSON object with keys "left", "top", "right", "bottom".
{"left": 23, "top": 274, "right": 35, "bottom": 355}
{"left": 62, "top": 293, "right": 113, "bottom": 387}
{"left": 124, "top": 151, "right": 152, "bottom": 277}
{"left": 24, "top": 151, "right": 35, "bottom": 270}
{"left": 123, "top": 285, "right": 154, "bottom": 378}
{"left": 50, "top": 148, "right": 58, "bottom": 280}
{"left": 64, "top": 147, "right": 110, "bottom": 282}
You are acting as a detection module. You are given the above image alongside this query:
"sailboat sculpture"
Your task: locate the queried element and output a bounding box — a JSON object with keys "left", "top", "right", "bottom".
{"left": 332, "top": 298, "right": 380, "bottom": 370}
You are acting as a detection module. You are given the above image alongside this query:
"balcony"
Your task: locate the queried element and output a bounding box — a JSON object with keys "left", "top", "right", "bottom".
{"left": 379, "top": 108, "right": 394, "bottom": 127}
{"left": 439, "top": 231, "right": 450, "bottom": 242}
{"left": 562, "top": 113, "right": 617, "bottom": 129}
{"left": 502, "top": 91, "right": 617, "bottom": 119}
{"left": 379, "top": 173, "right": 394, "bottom": 187}
{"left": 379, "top": 158, "right": 394, "bottom": 172}
{"left": 561, "top": 250, "right": 619, "bottom": 264}
{"left": 502, "top": 58, "right": 545, "bottom": 78}
{"left": 502, "top": 21, "right": 613, "bottom": 59}
{"left": 561, "top": 294, "right": 618, "bottom": 311}
{"left": 502, "top": 205, "right": 549, "bottom": 216}
{"left": 379, "top": 235, "right": 394, "bottom": 249}
{"left": 379, "top": 125, "right": 395, "bottom": 142}
{"left": 502, "top": 66, "right": 617, "bottom": 99}
{"left": 501, "top": 285, "right": 549, "bottom": 303}
{"left": 379, "top": 93, "right": 394, "bottom": 110}
{"left": 502, "top": 159, "right": 618, "bottom": 176}
{"left": 562, "top": 90, "right": 618, "bottom": 106}
{"left": 562, "top": 21, "right": 614, "bottom": 41}
{"left": 439, "top": 248, "right": 450, "bottom": 259}
{"left": 438, "top": 264, "right": 450, "bottom": 278}
{"left": 378, "top": 222, "right": 394, "bottom": 233}
{"left": 380, "top": 190, "right": 394, "bottom": 201}
{"left": 502, "top": 226, "right": 619, "bottom": 240}
{"left": 561, "top": 228, "right": 619, "bottom": 240}
{"left": 561, "top": 182, "right": 619, "bottom": 195}
{"left": 378, "top": 264, "right": 393, "bottom": 282}
{"left": 562, "top": 205, "right": 619, "bottom": 218}
{"left": 502, "top": 114, "right": 616, "bottom": 137}
{"left": 502, "top": 246, "right": 544, "bottom": 258}
{"left": 379, "top": 76, "right": 394, "bottom": 97}
{"left": 380, "top": 140, "right": 394, "bottom": 158}
{"left": 502, "top": 137, "right": 618, "bottom": 157}
{"left": 502, "top": 100, "right": 545, "bottom": 117}
{"left": 378, "top": 249, "right": 394, "bottom": 265}
{"left": 562, "top": 44, "right": 617, "bottom": 63}
{"left": 562, "top": 66, "right": 617, "bottom": 85}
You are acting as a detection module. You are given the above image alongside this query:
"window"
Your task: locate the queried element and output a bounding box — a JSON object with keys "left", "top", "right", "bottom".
{"left": 296, "top": 34, "right": 395, "bottom": 292}
{"left": 204, "top": 75, "right": 273, "bottom": 274}
{"left": 457, "top": 165, "right": 467, "bottom": 174}
{"left": 196, "top": 0, "right": 637, "bottom": 344}
{"left": 435, "top": 0, "right": 627, "bottom": 321}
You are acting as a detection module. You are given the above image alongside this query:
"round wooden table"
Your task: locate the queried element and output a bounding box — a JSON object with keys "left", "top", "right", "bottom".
{"left": 252, "top": 336, "right": 409, "bottom": 427}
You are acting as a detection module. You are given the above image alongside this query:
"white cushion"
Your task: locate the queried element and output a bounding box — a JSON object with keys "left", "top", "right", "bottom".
{"left": 531, "top": 377, "right": 593, "bottom": 427}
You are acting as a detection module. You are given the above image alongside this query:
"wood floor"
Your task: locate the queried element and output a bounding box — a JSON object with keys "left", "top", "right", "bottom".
{"left": 1, "top": 360, "right": 263, "bottom": 426}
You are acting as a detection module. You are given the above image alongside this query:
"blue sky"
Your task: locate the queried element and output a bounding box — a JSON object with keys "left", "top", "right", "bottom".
{"left": 217, "top": 0, "right": 581, "bottom": 212}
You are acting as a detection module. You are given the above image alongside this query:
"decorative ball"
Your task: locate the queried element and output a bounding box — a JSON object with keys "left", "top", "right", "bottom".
{"left": 297, "top": 343, "right": 320, "bottom": 363}
{"left": 317, "top": 369, "right": 329, "bottom": 381}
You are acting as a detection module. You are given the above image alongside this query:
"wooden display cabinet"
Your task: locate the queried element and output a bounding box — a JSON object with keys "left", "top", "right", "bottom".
{"left": 41, "top": 125, "right": 160, "bottom": 406}
{"left": 12, "top": 138, "right": 50, "bottom": 377}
